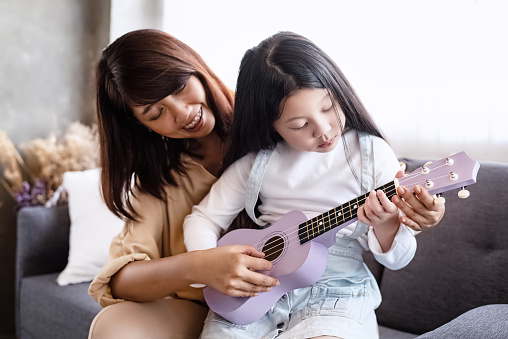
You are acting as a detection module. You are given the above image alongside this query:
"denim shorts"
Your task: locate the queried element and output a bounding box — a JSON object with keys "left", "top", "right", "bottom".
{"left": 200, "top": 241, "right": 382, "bottom": 339}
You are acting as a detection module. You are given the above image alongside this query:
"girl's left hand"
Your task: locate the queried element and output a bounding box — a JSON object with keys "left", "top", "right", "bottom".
{"left": 391, "top": 171, "right": 445, "bottom": 232}
{"left": 357, "top": 190, "right": 399, "bottom": 228}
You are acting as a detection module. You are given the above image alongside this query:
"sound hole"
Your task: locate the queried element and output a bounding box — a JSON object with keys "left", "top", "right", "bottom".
{"left": 262, "top": 236, "right": 285, "bottom": 262}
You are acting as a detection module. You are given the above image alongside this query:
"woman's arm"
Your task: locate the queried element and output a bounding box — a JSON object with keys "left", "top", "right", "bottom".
{"left": 392, "top": 184, "right": 445, "bottom": 232}
{"left": 110, "top": 245, "right": 279, "bottom": 300}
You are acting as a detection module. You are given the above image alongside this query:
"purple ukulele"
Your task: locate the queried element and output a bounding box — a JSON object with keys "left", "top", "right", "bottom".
{"left": 204, "top": 151, "right": 480, "bottom": 325}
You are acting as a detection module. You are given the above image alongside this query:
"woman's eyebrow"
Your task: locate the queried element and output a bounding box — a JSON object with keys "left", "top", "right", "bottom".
{"left": 142, "top": 104, "right": 154, "bottom": 115}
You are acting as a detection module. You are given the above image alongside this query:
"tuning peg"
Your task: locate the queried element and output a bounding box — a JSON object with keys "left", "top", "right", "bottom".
{"left": 399, "top": 162, "right": 406, "bottom": 172}
{"left": 445, "top": 157, "right": 454, "bottom": 166}
{"left": 433, "top": 193, "right": 446, "bottom": 205}
{"left": 425, "top": 180, "right": 434, "bottom": 189}
{"left": 450, "top": 172, "right": 458, "bottom": 181}
{"left": 458, "top": 187, "right": 470, "bottom": 199}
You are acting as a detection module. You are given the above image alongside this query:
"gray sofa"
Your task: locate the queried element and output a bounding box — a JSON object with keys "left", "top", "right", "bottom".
{"left": 15, "top": 158, "right": 508, "bottom": 339}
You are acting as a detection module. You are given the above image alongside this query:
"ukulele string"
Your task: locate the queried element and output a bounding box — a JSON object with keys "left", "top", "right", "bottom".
{"left": 256, "top": 172, "right": 449, "bottom": 255}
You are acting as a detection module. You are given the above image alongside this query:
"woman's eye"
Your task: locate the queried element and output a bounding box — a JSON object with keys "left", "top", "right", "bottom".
{"left": 291, "top": 122, "right": 308, "bottom": 130}
{"left": 174, "top": 83, "right": 187, "bottom": 95}
{"left": 151, "top": 107, "right": 163, "bottom": 121}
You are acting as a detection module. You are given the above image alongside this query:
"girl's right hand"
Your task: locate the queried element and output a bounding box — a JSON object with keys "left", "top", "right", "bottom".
{"left": 190, "top": 245, "right": 280, "bottom": 297}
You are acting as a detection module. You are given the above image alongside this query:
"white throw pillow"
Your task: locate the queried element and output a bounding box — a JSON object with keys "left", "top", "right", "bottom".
{"left": 56, "top": 168, "right": 124, "bottom": 286}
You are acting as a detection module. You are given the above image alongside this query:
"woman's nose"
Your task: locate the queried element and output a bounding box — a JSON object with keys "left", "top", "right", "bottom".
{"left": 171, "top": 101, "right": 192, "bottom": 123}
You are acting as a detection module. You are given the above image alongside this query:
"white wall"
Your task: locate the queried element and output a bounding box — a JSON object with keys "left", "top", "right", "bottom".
{"left": 110, "top": 0, "right": 164, "bottom": 42}
{"left": 160, "top": 0, "right": 508, "bottom": 162}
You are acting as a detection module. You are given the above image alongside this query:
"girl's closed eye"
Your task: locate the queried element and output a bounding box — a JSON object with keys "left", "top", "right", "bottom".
{"left": 291, "top": 122, "right": 308, "bottom": 130}
{"left": 323, "top": 105, "right": 334, "bottom": 112}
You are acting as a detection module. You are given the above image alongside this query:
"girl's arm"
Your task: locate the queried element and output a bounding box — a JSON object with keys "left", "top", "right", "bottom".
{"left": 358, "top": 188, "right": 401, "bottom": 252}
{"left": 357, "top": 188, "right": 417, "bottom": 269}
{"left": 110, "top": 245, "right": 279, "bottom": 300}
{"left": 356, "top": 138, "right": 417, "bottom": 268}
{"left": 183, "top": 154, "right": 254, "bottom": 251}
{"left": 182, "top": 154, "right": 281, "bottom": 295}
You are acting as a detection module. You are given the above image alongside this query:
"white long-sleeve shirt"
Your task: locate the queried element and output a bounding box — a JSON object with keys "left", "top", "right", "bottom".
{"left": 184, "top": 130, "right": 416, "bottom": 270}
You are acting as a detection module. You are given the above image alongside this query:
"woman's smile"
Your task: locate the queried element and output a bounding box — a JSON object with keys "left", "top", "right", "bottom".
{"left": 184, "top": 107, "right": 203, "bottom": 131}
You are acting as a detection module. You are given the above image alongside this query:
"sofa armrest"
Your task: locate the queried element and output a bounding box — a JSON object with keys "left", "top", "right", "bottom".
{"left": 15, "top": 205, "right": 71, "bottom": 337}
{"left": 16, "top": 205, "right": 70, "bottom": 280}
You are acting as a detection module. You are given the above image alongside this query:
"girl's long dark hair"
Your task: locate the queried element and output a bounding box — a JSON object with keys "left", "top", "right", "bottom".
{"left": 222, "top": 32, "right": 384, "bottom": 180}
{"left": 96, "top": 29, "right": 234, "bottom": 221}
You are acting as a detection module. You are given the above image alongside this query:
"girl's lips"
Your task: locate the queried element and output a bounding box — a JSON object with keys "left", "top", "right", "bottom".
{"left": 318, "top": 137, "right": 335, "bottom": 148}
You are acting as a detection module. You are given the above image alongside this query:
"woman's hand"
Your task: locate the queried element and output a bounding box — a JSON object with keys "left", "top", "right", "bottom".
{"left": 190, "top": 245, "right": 280, "bottom": 297}
{"left": 391, "top": 171, "right": 445, "bottom": 232}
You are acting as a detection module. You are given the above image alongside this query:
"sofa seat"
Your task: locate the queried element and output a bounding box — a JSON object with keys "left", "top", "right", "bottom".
{"left": 19, "top": 273, "right": 101, "bottom": 339}
{"left": 378, "top": 326, "right": 418, "bottom": 339}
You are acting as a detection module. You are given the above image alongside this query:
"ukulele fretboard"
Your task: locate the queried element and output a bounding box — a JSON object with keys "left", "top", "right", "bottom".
{"left": 297, "top": 181, "right": 397, "bottom": 244}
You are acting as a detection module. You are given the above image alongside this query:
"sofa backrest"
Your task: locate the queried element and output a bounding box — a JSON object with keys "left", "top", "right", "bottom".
{"left": 373, "top": 159, "right": 508, "bottom": 334}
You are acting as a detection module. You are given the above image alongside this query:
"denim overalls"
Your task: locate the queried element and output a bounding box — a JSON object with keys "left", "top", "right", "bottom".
{"left": 201, "top": 131, "right": 382, "bottom": 339}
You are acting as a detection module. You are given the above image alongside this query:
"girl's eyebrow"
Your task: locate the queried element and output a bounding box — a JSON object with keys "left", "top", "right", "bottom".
{"left": 282, "top": 93, "right": 330, "bottom": 123}
{"left": 284, "top": 116, "right": 305, "bottom": 123}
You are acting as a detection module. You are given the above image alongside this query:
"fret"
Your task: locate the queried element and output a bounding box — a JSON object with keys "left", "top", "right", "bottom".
{"left": 298, "top": 180, "right": 397, "bottom": 244}
{"left": 306, "top": 219, "right": 310, "bottom": 242}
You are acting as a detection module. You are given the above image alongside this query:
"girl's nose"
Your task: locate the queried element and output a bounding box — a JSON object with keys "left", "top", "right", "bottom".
{"left": 313, "top": 121, "right": 332, "bottom": 139}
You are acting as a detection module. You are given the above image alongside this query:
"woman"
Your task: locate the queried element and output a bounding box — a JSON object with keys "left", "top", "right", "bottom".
{"left": 88, "top": 29, "right": 444, "bottom": 338}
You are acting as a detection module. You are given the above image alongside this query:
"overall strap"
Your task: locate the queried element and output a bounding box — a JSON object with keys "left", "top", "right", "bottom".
{"left": 344, "top": 131, "right": 376, "bottom": 240}
{"left": 244, "top": 149, "right": 274, "bottom": 227}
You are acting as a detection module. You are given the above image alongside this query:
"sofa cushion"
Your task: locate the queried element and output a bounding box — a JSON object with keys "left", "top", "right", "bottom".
{"left": 379, "top": 325, "right": 417, "bottom": 339}
{"left": 57, "top": 169, "right": 124, "bottom": 286}
{"left": 376, "top": 161, "right": 508, "bottom": 334}
{"left": 19, "top": 273, "right": 101, "bottom": 339}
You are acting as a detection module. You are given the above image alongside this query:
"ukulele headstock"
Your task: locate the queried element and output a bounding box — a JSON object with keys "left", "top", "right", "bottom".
{"left": 398, "top": 152, "right": 480, "bottom": 199}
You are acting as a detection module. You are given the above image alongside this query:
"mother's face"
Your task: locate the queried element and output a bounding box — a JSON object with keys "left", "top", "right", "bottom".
{"left": 131, "top": 75, "right": 216, "bottom": 139}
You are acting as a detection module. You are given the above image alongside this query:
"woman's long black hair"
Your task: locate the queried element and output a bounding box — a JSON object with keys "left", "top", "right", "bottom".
{"left": 222, "top": 32, "right": 384, "bottom": 183}
{"left": 96, "top": 29, "right": 234, "bottom": 221}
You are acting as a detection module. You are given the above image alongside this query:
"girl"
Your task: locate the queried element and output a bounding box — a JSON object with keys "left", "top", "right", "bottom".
{"left": 183, "top": 31, "right": 420, "bottom": 338}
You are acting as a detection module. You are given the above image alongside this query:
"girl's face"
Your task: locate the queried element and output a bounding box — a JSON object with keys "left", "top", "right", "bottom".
{"left": 273, "top": 88, "right": 345, "bottom": 153}
{"left": 131, "top": 75, "right": 216, "bottom": 139}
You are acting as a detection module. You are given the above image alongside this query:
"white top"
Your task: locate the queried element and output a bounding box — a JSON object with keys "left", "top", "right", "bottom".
{"left": 184, "top": 130, "right": 416, "bottom": 270}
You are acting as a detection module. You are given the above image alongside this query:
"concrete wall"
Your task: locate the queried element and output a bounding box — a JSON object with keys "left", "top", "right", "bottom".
{"left": 0, "top": 0, "right": 110, "bottom": 336}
